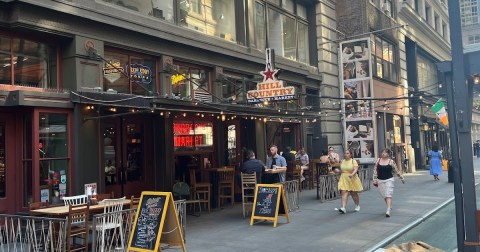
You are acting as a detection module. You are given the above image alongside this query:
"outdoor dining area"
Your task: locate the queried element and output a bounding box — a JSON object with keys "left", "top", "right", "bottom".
{"left": 0, "top": 184, "right": 187, "bottom": 252}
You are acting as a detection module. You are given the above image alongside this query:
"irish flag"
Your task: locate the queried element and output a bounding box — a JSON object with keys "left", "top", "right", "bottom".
{"left": 432, "top": 98, "right": 448, "bottom": 126}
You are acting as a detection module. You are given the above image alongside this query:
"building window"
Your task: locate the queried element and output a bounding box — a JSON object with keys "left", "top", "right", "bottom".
{"left": 460, "top": 0, "right": 479, "bottom": 26}
{"left": 467, "top": 34, "right": 480, "bottom": 44}
{"left": 0, "top": 36, "right": 58, "bottom": 88}
{"left": 253, "top": 1, "right": 310, "bottom": 64}
{"left": 434, "top": 14, "right": 439, "bottom": 31}
{"left": 102, "top": 0, "right": 175, "bottom": 22}
{"left": 179, "top": 0, "right": 237, "bottom": 42}
{"left": 417, "top": 53, "right": 438, "bottom": 91}
{"left": 383, "top": 0, "right": 393, "bottom": 17}
{"left": 172, "top": 63, "right": 211, "bottom": 101}
{"left": 414, "top": 0, "right": 419, "bottom": 11}
{"left": 442, "top": 22, "right": 448, "bottom": 38}
{"left": 425, "top": 4, "right": 431, "bottom": 23}
{"left": 372, "top": 36, "right": 397, "bottom": 83}
{"left": 39, "top": 113, "right": 69, "bottom": 199}
{"left": 103, "top": 48, "right": 157, "bottom": 95}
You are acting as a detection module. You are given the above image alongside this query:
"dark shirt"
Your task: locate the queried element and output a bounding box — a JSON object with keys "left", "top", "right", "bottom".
{"left": 377, "top": 163, "right": 394, "bottom": 180}
{"left": 241, "top": 159, "right": 265, "bottom": 184}
{"left": 282, "top": 152, "right": 295, "bottom": 162}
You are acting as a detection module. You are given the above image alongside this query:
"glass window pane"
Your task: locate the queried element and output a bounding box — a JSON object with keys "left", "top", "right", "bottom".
{"left": 375, "top": 38, "right": 383, "bottom": 58}
{"left": 254, "top": 2, "right": 266, "bottom": 51}
{"left": 103, "top": 124, "right": 116, "bottom": 185}
{"left": 12, "top": 39, "right": 56, "bottom": 88}
{"left": 388, "top": 44, "right": 394, "bottom": 63}
{"left": 282, "top": 0, "right": 295, "bottom": 12}
{"left": 0, "top": 123, "right": 5, "bottom": 198}
{"left": 267, "top": 0, "right": 280, "bottom": 5}
{"left": 126, "top": 123, "right": 143, "bottom": 182}
{"left": 212, "top": 0, "right": 236, "bottom": 42}
{"left": 382, "top": 40, "right": 389, "bottom": 60}
{"left": 104, "top": 51, "right": 130, "bottom": 93}
{"left": 103, "top": 0, "right": 174, "bottom": 22}
{"left": 0, "top": 52, "right": 11, "bottom": 85}
{"left": 376, "top": 62, "right": 383, "bottom": 78}
{"left": 382, "top": 60, "right": 390, "bottom": 79}
{"left": 172, "top": 65, "right": 190, "bottom": 98}
{"left": 268, "top": 9, "right": 296, "bottom": 60}
{"left": 298, "top": 22, "right": 309, "bottom": 63}
{"left": 39, "top": 112, "right": 68, "bottom": 200}
{"left": 130, "top": 57, "right": 156, "bottom": 95}
{"left": 297, "top": 4, "right": 307, "bottom": 19}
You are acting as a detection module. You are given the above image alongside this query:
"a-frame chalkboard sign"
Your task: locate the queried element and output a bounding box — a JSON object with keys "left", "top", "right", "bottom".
{"left": 250, "top": 184, "right": 290, "bottom": 227}
{"left": 127, "top": 191, "right": 186, "bottom": 252}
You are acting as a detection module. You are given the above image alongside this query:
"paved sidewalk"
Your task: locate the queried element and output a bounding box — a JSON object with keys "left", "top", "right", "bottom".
{"left": 184, "top": 159, "right": 480, "bottom": 252}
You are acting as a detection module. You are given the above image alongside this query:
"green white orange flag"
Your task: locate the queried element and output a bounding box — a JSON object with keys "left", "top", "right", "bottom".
{"left": 432, "top": 98, "right": 448, "bottom": 126}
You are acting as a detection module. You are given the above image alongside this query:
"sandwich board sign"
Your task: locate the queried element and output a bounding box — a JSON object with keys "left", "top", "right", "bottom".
{"left": 127, "top": 191, "right": 185, "bottom": 252}
{"left": 250, "top": 184, "right": 290, "bottom": 227}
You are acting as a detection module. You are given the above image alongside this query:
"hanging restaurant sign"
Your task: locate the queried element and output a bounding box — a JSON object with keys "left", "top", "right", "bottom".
{"left": 247, "top": 48, "right": 295, "bottom": 103}
{"left": 128, "top": 63, "right": 152, "bottom": 85}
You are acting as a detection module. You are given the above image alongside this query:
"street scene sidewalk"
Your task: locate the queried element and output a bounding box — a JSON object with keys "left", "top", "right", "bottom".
{"left": 184, "top": 158, "right": 480, "bottom": 252}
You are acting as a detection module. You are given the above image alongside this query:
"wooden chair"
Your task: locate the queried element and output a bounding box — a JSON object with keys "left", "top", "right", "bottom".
{"left": 240, "top": 172, "right": 256, "bottom": 218}
{"left": 63, "top": 195, "right": 88, "bottom": 206}
{"left": 217, "top": 167, "right": 235, "bottom": 208}
{"left": 287, "top": 161, "right": 302, "bottom": 190}
{"left": 172, "top": 181, "right": 202, "bottom": 216}
{"left": 96, "top": 192, "right": 114, "bottom": 201}
{"left": 66, "top": 203, "right": 90, "bottom": 252}
{"left": 130, "top": 196, "right": 140, "bottom": 210}
{"left": 189, "top": 169, "right": 211, "bottom": 213}
{"left": 29, "top": 201, "right": 50, "bottom": 211}
{"left": 93, "top": 197, "right": 126, "bottom": 251}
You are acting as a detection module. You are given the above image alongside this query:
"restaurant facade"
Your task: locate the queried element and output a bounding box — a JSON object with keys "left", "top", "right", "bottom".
{"left": 0, "top": 0, "right": 324, "bottom": 213}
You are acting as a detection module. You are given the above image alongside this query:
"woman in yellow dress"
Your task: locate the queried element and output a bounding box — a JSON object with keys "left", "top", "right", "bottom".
{"left": 335, "top": 150, "right": 363, "bottom": 214}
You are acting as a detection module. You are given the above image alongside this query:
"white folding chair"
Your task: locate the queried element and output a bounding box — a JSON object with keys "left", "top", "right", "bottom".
{"left": 95, "top": 197, "right": 126, "bottom": 252}
{"left": 63, "top": 195, "right": 88, "bottom": 206}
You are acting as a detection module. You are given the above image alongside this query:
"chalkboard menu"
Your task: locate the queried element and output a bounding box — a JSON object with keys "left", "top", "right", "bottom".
{"left": 130, "top": 194, "right": 166, "bottom": 250}
{"left": 250, "top": 184, "right": 290, "bottom": 228}
{"left": 128, "top": 192, "right": 185, "bottom": 252}
{"left": 254, "top": 186, "right": 280, "bottom": 217}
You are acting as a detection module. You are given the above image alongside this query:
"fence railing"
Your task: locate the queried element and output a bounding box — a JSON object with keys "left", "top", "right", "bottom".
{"left": 316, "top": 167, "right": 374, "bottom": 202}
{"left": 283, "top": 180, "right": 300, "bottom": 212}
{"left": 0, "top": 214, "right": 67, "bottom": 252}
{"left": 0, "top": 200, "right": 187, "bottom": 252}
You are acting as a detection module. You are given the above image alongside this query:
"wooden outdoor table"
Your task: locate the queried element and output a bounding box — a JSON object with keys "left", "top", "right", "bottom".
{"left": 29, "top": 199, "right": 131, "bottom": 217}
{"left": 264, "top": 167, "right": 287, "bottom": 174}
{"left": 263, "top": 168, "right": 287, "bottom": 184}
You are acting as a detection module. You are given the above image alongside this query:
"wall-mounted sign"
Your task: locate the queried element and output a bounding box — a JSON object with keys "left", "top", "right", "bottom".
{"left": 103, "top": 59, "right": 123, "bottom": 84}
{"left": 128, "top": 64, "right": 152, "bottom": 85}
{"left": 171, "top": 73, "right": 186, "bottom": 85}
{"left": 247, "top": 48, "right": 295, "bottom": 103}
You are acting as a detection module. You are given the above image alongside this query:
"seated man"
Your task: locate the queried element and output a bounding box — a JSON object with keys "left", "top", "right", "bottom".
{"left": 240, "top": 149, "right": 265, "bottom": 184}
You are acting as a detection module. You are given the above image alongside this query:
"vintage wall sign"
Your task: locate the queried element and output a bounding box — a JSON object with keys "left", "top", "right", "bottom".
{"left": 103, "top": 59, "right": 123, "bottom": 84}
{"left": 247, "top": 48, "right": 295, "bottom": 103}
{"left": 171, "top": 73, "right": 186, "bottom": 85}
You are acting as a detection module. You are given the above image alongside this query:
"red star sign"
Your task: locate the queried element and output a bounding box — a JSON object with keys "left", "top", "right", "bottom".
{"left": 260, "top": 67, "right": 279, "bottom": 82}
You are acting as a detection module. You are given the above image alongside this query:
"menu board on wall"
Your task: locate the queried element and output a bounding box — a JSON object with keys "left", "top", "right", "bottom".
{"left": 127, "top": 191, "right": 185, "bottom": 252}
{"left": 340, "top": 38, "right": 376, "bottom": 164}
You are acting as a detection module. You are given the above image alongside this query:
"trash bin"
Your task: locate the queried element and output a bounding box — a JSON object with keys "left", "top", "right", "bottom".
{"left": 447, "top": 159, "right": 454, "bottom": 183}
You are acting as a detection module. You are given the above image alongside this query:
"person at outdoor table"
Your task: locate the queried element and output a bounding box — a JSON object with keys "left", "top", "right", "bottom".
{"left": 240, "top": 149, "right": 265, "bottom": 184}
{"left": 319, "top": 150, "right": 330, "bottom": 163}
{"left": 373, "top": 148, "right": 405, "bottom": 217}
{"left": 298, "top": 148, "right": 309, "bottom": 182}
{"left": 335, "top": 150, "right": 363, "bottom": 214}
{"left": 328, "top": 146, "right": 340, "bottom": 163}
{"left": 282, "top": 146, "right": 295, "bottom": 162}
{"left": 266, "top": 145, "right": 287, "bottom": 183}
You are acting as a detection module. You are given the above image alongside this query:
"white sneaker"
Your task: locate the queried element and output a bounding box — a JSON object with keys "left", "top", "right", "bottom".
{"left": 354, "top": 205, "right": 360, "bottom": 212}
{"left": 386, "top": 208, "right": 391, "bottom": 217}
{"left": 335, "top": 207, "right": 346, "bottom": 214}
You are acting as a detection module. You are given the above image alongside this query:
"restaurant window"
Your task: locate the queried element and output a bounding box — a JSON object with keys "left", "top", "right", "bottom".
{"left": 372, "top": 36, "right": 397, "bottom": 83}
{"left": 172, "top": 64, "right": 211, "bottom": 101}
{"left": 39, "top": 113, "right": 69, "bottom": 199}
{"left": 0, "top": 36, "right": 58, "bottom": 88}
{"left": 103, "top": 49, "right": 156, "bottom": 95}
{"left": 305, "top": 88, "right": 319, "bottom": 109}
{"left": 179, "top": 0, "right": 237, "bottom": 43}
{"left": 126, "top": 123, "right": 143, "bottom": 182}
{"left": 101, "top": 0, "right": 175, "bottom": 22}
{"left": 174, "top": 120, "right": 213, "bottom": 152}
{"left": 253, "top": 1, "right": 310, "bottom": 64}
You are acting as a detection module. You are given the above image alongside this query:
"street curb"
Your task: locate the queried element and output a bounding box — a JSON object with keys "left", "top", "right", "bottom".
{"left": 364, "top": 195, "right": 455, "bottom": 252}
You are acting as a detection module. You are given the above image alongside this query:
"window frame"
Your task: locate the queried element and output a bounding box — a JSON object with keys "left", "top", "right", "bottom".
{"left": 372, "top": 36, "right": 398, "bottom": 83}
